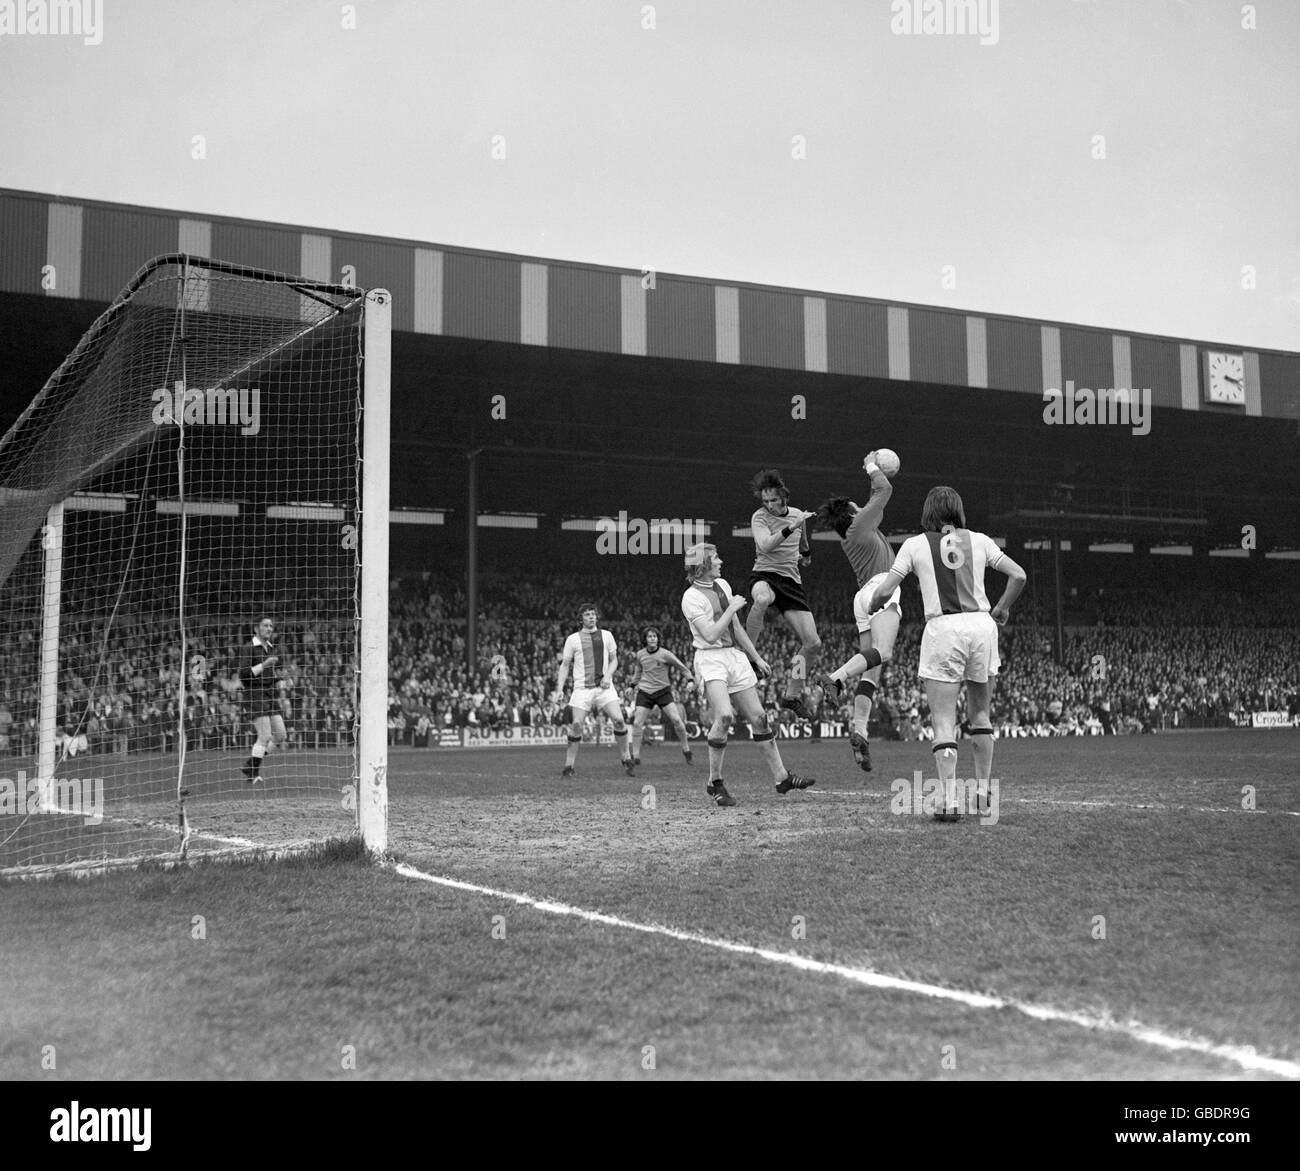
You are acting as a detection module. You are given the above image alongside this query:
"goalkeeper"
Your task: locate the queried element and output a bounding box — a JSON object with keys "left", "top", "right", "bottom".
{"left": 238, "top": 616, "right": 286, "bottom": 784}
{"left": 816, "top": 452, "right": 899, "bottom": 772}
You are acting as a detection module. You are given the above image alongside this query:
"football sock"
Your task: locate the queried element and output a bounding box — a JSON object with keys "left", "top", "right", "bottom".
{"left": 932, "top": 740, "right": 959, "bottom": 810}
{"left": 707, "top": 736, "right": 727, "bottom": 778}
{"left": 751, "top": 729, "right": 783, "bottom": 779}
{"left": 971, "top": 727, "right": 994, "bottom": 783}
{"left": 853, "top": 678, "right": 876, "bottom": 738}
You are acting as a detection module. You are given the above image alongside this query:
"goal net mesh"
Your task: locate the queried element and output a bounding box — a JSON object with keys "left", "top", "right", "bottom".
{"left": 0, "top": 256, "right": 367, "bottom": 876}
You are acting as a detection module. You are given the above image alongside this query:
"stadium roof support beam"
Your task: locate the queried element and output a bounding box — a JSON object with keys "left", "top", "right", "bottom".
{"left": 1053, "top": 533, "right": 1065, "bottom": 667}
{"left": 467, "top": 447, "right": 481, "bottom": 675}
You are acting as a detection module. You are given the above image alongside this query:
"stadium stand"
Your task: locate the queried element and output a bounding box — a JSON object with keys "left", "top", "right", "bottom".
{"left": 2, "top": 555, "right": 1295, "bottom": 758}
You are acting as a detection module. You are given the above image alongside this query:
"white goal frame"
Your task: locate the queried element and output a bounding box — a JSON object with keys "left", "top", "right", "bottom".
{"left": 13, "top": 258, "right": 391, "bottom": 865}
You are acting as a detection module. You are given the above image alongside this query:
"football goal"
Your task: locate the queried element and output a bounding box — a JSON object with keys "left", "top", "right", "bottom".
{"left": 0, "top": 255, "right": 389, "bottom": 877}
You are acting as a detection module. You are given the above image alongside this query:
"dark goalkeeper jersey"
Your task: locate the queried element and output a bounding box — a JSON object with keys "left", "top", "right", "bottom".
{"left": 238, "top": 638, "right": 279, "bottom": 709}
{"left": 841, "top": 468, "right": 895, "bottom": 586}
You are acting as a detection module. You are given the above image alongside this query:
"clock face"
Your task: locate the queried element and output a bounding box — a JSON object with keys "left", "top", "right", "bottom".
{"left": 1206, "top": 351, "right": 1245, "bottom": 405}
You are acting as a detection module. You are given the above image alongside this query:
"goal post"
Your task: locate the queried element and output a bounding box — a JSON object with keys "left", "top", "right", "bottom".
{"left": 358, "top": 288, "right": 390, "bottom": 854}
{"left": 0, "top": 255, "right": 390, "bottom": 877}
{"left": 37, "top": 499, "right": 64, "bottom": 815}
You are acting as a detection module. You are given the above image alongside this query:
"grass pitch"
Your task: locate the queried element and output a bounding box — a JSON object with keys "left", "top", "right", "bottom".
{"left": 1, "top": 729, "right": 1296, "bottom": 1080}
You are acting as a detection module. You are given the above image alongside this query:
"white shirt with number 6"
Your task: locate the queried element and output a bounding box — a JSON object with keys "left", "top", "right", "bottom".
{"left": 889, "top": 527, "right": 1006, "bottom": 621}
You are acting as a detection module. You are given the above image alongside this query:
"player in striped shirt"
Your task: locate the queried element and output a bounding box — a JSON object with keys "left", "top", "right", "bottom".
{"left": 553, "top": 603, "right": 636, "bottom": 778}
{"left": 745, "top": 469, "right": 821, "bottom": 719}
{"left": 682, "top": 542, "right": 815, "bottom": 807}
{"left": 816, "top": 452, "right": 900, "bottom": 772}
{"left": 867, "top": 487, "right": 1026, "bottom": 821}
{"left": 628, "top": 627, "right": 693, "bottom": 767}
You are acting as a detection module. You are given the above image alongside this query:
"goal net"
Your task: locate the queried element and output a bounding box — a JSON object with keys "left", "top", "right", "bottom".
{"left": 0, "top": 255, "right": 389, "bottom": 877}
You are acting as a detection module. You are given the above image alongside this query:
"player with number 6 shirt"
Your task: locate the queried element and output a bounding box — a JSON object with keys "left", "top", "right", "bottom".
{"left": 867, "top": 486, "right": 1027, "bottom": 821}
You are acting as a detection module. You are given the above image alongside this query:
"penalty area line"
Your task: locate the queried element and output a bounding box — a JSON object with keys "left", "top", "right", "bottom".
{"left": 388, "top": 860, "right": 1300, "bottom": 1079}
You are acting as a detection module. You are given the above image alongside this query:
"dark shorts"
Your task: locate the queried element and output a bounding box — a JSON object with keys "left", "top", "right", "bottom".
{"left": 246, "top": 705, "right": 284, "bottom": 722}
{"left": 749, "top": 571, "right": 811, "bottom": 614}
{"left": 635, "top": 687, "right": 676, "bottom": 711}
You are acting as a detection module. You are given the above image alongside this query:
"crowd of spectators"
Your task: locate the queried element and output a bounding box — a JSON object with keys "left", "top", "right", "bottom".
{"left": 1, "top": 568, "right": 1296, "bottom": 756}
{"left": 0, "top": 571, "right": 355, "bottom": 758}
{"left": 382, "top": 573, "right": 1300, "bottom": 744}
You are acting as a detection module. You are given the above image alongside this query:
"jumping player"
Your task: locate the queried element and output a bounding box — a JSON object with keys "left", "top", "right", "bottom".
{"left": 628, "top": 627, "right": 694, "bottom": 766}
{"left": 817, "top": 452, "right": 901, "bottom": 772}
{"left": 554, "top": 603, "right": 636, "bottom": 778}
{"left": 867, "top": 486, "right": 1026, "bottom": 821}
{"left": 682, "top": 542, "right": 815, "bottom": 807}
{"left": 238, "top": 616, "right": 285, "bottom": 784}
{"left": 745, "top": 469, "right": 821, "bottom": 719}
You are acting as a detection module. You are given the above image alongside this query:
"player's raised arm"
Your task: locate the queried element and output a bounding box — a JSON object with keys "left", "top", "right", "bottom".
{"left": 858, "top": 453, "right": 895, "bottom": 528}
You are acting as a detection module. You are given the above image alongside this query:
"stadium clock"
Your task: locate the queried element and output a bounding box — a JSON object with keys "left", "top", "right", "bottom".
{"left": 1204, "top": 350, "right": 1246, "bottom": 405}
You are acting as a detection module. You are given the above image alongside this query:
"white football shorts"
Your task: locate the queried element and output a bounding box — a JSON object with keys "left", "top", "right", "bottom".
{"left": 568, "top": 684, "right": 621, "bottom": 714}
{"left": 853, "top": 572, "right": 903, "bottom": 633}
{"left": 693, "top": 646, "right": 758, "bottom": 695}
{"left": 919, "top": 611, "right": 1001, "bottom": 683}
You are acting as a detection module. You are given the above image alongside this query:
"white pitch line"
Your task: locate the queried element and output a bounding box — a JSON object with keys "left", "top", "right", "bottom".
{"left": 1016, "top": 797, "right": 1300, "bottom": 817}
{"left": 389, "top": 860, "right": 1300, "bottom": 1079}
{"left": 804, "top": 791, "right": 1300, "bottom": 817}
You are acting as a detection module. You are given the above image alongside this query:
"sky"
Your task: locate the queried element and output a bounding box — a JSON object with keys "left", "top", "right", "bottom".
{"left": 1, "top": 0, "right": 1297, "bottom": 351}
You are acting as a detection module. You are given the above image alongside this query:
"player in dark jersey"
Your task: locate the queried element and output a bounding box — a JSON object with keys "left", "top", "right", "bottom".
{"left": 815, "top": 453, "right": 898, "bottom": 771}
{"left": 237, "top": 616, "right": 286, "bottom": 784}
{"left": 745, "top": 469, "right": 821, "bottom": 719}
{"left": 628, "top": 627, "right": 693, "bottom": 766}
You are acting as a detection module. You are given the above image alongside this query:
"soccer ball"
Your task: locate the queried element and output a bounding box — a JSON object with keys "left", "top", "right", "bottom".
{"left": 873, "top": 448, "right": 901, "bottom": 478}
